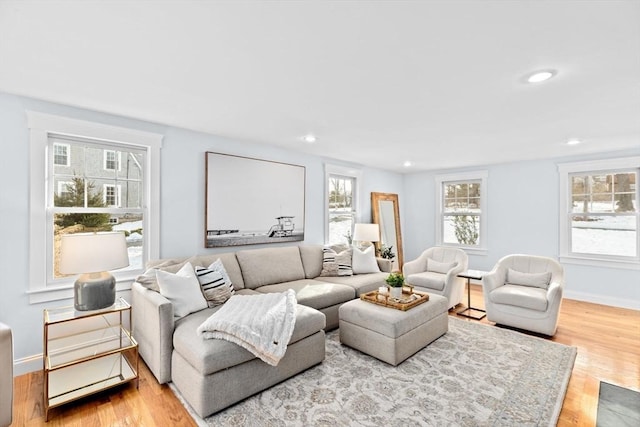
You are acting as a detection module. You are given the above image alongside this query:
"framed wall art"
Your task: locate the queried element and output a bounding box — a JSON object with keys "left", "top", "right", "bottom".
{"left": 205, "top": 152, "right": 306, "bottom": 247}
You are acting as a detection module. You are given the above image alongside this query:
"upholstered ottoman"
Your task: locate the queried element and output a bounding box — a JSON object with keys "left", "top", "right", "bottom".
{"left": 338, "top": 294, "right": 448, "bottom": 366}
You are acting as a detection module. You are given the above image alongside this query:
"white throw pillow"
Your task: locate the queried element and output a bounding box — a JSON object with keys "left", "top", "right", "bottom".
{"left": 156, "top": 262, "right": 208, "bottom": 318}
{"left": 507, "top": 268, "right": 552, "bottom": 289}
{"left": 351, "top": 246, "right": 380, "bottom": 274}
{"left": 427, "top": 258, "right": 458, "bottom": 274}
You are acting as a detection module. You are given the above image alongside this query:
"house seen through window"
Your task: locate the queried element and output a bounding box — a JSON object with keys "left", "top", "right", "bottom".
{"left": 51, "top": 136, "right": 145, "bottom": 279}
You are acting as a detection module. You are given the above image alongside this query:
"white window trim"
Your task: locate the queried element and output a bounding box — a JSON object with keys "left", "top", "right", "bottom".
{"left": 104, "top": 149, "right": 122, "bottom": 171}
{"left": 53, "top": 142, "right": 70, "bottom": 167}
{"left": 324, "top": 164, "right": 362, "bottom": 244}
{"left": 27, "top": 111, "right": 162, "bottom": 304}
{"left": 435, "top": 170, "right": 488, "bottom": 255}
{"left": 558, "top": 156, "right": 640, "bottom": 270}
{"left": 103, "top": 183, "right": 122, "bottom": 207}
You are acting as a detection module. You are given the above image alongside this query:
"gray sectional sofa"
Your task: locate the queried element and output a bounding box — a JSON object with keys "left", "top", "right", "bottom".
{"left": 131, "top": 245, "right": 391, "bottom": 418}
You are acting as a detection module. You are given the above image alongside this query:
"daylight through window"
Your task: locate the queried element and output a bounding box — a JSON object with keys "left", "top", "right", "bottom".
{"left": 559, "top": 157, "right": 640, "bottom": 267}
{"left": 436, "top": 171, "right": 488, "bottom": 251}
{"left": 569, "top": 172, "right": 637, "bottom": 258}
{"left": 50, "top": 136, "right": 145, "bottom": 279}
{"left": 327, "top": 174, "right": 356, "bottom": 246}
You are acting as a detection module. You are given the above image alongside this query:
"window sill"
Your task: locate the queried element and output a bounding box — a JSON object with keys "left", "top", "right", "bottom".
{"left": 28, "top": 277, "right": 135, "bottom": 305}
{"left": 560, "top": 255, "right": 640, "bottom": 271}
{"left": 438, "top": 243, "right": 488, "bottom": 256}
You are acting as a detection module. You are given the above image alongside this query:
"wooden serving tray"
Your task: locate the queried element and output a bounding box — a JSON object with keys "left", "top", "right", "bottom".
{"left": 360, "top": 287, "right": 429, "bottom": 311}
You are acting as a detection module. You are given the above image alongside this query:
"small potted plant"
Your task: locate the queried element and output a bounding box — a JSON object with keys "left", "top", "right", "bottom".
{"left": 379, "top": 244, "right": 396, "bottom": 261}
{"left": 385, "top": 271, "right": 404, "bottom": 299}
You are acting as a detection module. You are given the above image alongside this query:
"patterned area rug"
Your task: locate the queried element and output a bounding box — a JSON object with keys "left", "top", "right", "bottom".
{"left": 171, "top": 317, "right": 577, "bottom": 427}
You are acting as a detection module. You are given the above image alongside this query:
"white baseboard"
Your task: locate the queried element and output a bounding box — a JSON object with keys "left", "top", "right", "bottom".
{"left": 14, "top": 353, "right": 43, "bottom": 376}
{"left": 564, "top": 290, "right": 640, "bottom": 311}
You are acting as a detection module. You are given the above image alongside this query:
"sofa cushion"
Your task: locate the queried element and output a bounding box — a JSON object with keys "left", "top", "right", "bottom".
{"left": 507, "top": 268, "right": 552, "bottom": 289}
{"left": 236, "top": 247, "right": 306, "bottom": 289}
{"left": 427, "top": 258, "right": 457, "bottom": 274}
{"left": 319, "top": 247, "right": 353, "bottom": 277}
{"left": 319, "top": 272, "right": 388, "bottom": 296}
{"left": 299, "top": 245, "right": 324, "bottom": 279}
{"left": 156, "top": 263, "right": 208, "bottom": 319}
{"left": 406, "top": 271, "right": 446, "bottom": 291}
{"left": 172, "top": 303, "right": 326, "bottom": 376}
{"left": 256, "top": 279, "right": 355, "bottom": 310}
{"left": 490, "top": 284, "right": 548, "bottom": 311}
{"left": 352, "top": 246, "right": 381, "bottom": 274}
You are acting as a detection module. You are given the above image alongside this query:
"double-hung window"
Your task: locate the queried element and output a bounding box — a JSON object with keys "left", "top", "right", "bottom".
{"left": 435, "top": 171, "right": 488, "bottom": 252}
{"left": 325, "top": 165, "right": 361, "bottom": 245}
{"left": 559, "top": 157, "right": 639, "bottom": 268}
{"left": 27, "top": 112, "right": 162, "bottom": 303}
{"left": 53, "top": 143, "right": 70, "bottom": 166}
{"left": 104, "top": 149, "right": 121, "bottom": 171}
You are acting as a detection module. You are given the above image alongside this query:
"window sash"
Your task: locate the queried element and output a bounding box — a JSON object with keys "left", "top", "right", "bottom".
{"left": 558, "top": 157, "right": 640, "bottom": 268}
{"left": 435, "top": 171, "right": 488, "bottom": 252}
{"left": 325, "top": 165, "right": 361, "bottom": 245}
{"left": 28, "top": 111, "right": 162, "bottom": 303}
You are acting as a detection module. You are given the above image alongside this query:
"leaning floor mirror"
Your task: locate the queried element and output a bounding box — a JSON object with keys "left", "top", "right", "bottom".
{"left": 371, "top": 192, "right": 403, "bottom": 270}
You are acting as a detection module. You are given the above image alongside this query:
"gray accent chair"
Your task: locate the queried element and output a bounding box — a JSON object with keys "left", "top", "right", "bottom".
{"left": 0, "top": 322, "right": 12, "bottom": 427}
{"left": 482, "top": 254, "right": 564, "bottom": 336}
{"left": 402, "top": 246, "right": 468, "bottom": 309}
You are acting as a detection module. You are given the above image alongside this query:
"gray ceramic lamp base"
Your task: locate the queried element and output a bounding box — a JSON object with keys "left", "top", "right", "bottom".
{"left": 74, "top": 272, "right": 116, "bottom": 311}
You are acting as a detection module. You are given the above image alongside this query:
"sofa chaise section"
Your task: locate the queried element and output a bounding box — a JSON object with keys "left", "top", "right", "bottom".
{"left": 171, "top": 299, "right": 325, "bottom": 417}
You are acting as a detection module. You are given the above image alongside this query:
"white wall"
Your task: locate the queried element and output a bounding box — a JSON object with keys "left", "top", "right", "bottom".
{"left": 403, "top": 152, "right": 640, "bottom": 310}
{"left": 0, "top": 91, "right": 403, "bottom": 374}
{"left": 1, "top": 89, "right": 638, "bottom": 375}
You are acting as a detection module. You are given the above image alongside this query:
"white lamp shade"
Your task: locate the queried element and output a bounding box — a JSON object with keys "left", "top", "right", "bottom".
{"left": 59, "top": 232, "right": 130, "bottom": 274}
{"left": 352, "top": 223, "right": 380, "bottom": 242}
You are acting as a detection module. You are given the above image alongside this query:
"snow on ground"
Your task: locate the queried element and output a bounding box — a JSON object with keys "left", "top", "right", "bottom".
{"left": 112, "top": 220, "right": 143, "bottom": 271}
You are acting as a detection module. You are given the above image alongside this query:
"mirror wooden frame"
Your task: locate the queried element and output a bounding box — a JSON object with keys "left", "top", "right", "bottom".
{"left": 371, "top": 192, "right": 403, "bottom": 269}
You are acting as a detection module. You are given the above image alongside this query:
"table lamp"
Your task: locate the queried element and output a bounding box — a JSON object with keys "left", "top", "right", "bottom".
{"left": 352, "top": 223, "right": 380, "bottom": 249}
{"left": 59, "top": 232, "right": 129, "bottom": 311}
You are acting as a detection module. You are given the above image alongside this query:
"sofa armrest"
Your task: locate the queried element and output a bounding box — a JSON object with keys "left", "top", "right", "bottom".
{"left": 0, "top": 322, "right": 12, "bottom": 427}
{"left": 482, "top": 268, "right": 505, "bottom": 294}
{"left": 546, "top": 281, "right": 564, "bottom": 306}
{"left": 131, "top": 282, "right": 175, "bottom": 384}
{"left": 376, "top": 257, "right": 392, "bottom": 273}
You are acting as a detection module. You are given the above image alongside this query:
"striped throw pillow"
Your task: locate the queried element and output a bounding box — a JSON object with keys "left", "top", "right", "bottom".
{"left": 319, "top": 247, "right": 353, "bottom": 277}
{"left": 195, "top": 265, "right": 235, "bottom": 307}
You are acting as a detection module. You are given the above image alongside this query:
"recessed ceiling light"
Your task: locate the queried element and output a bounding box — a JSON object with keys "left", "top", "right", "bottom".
{"left": 526, "top": 69, "right": 557, "bottom": 83}
{"left": 403, "top": 161, "right": 412, "bottom": 167}
{"left": 302, "top": 134, "right": 317, "bottom": 143}
{"left": 566, "top": 139, "right": 582, "bottom": 146}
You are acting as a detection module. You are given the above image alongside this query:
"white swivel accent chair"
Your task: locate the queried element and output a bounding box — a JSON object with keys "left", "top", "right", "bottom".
{"left": 403, "top": 247, "right": 468, "bottom": 310}
{"left": 483, "top": 254, "right": 564, "bottom": 336}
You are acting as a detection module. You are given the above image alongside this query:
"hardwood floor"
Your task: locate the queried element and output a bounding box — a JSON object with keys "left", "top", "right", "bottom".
{"left": 10, "top": 285, "right": 640, "bottom": 426}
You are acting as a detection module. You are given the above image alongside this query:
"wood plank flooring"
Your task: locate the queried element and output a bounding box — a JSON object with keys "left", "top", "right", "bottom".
{"left": 10, "top": 285, "right": 640, "bottom": 426}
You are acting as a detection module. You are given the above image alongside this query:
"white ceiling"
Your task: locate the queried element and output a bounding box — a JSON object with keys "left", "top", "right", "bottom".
{"left": 1, "top": 0, "right": 639, "bottom": 173}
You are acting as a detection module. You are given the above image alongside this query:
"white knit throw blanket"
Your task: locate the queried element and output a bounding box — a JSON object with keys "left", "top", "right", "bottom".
{"left": 197, "top": 290, "right": 297, "bottom": 366}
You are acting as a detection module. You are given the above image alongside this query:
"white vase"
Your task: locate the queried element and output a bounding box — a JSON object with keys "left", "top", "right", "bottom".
{"left": 390, "top": 286, "right": 403, "bottom": 299}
